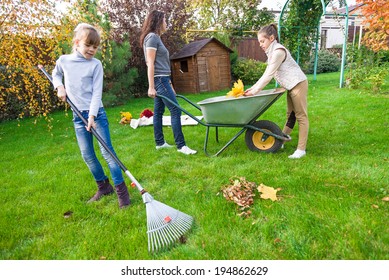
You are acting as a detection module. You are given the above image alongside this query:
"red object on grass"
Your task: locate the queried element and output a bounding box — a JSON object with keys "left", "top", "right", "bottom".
{"left": 164, "top": 216, "right": 172, "bottom": 223}
{"left": 140, "top": 109, "right": 154, "bottom": 118}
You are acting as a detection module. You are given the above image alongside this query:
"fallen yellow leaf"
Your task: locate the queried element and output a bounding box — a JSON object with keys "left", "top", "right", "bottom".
{"left": 226, "top": 79, "right": 244, "bottom": 97}
{"left": 257, "top": 183, "right": 278, "bottom": 201}
{"left": 382, "top": 196, "right": 389, "bottom": 202}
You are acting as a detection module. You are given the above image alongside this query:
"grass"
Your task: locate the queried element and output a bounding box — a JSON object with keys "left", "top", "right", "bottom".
{"left": 0, "top": 72, "right": 388, "bottom": 260}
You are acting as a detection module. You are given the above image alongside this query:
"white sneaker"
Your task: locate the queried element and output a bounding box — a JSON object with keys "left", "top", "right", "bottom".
{"left": 156, "top": 142, "right": 173, "bottom": 150}
{"left": 177, "top": 146, "right": 197, "bottom": 155}
{"left": 288, "top": 149, "right": 306, "bottom": 159}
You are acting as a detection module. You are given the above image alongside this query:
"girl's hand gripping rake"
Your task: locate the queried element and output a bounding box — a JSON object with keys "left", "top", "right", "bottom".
{"left": 38, "top": 65, "right": 193, "bottom": 252}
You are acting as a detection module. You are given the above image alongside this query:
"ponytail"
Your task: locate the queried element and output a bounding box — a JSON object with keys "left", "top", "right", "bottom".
{"left": 258, "top": 24, "right": 278, "bottom": 41}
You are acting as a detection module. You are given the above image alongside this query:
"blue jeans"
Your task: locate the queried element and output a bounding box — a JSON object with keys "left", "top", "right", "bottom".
{"left": 73, "top": 107, "right": 124, "bottom": 186}
{"left": 154, "top": 76, "right": 186, "bottom": 149}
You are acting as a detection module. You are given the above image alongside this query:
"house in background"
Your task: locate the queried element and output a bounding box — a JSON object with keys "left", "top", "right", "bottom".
{"left": 320, "top": 3, "right": 365, "bottom": 49}
{"left": 170, "top": 38, "right": 233, "bottom": 94}
{"left": 235, "top": 3, "right": 365, "bottom": 61}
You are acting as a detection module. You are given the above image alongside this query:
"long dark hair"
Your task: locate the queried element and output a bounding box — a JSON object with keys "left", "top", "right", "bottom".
{"left": 258, "top": 24, "right": 279, "bottom": 42}
{"left": 139, "top": 10, "right": 165, "bottom": 47}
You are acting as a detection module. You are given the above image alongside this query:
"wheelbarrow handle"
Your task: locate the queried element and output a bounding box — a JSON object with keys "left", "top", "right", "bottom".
{"left": 155, "top": 94, "right": 206, "bottom": 125}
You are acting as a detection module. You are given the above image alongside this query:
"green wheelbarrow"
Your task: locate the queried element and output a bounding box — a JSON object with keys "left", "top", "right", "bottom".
{"left": 157, "top": 88, "right": 289, "bottom": 157}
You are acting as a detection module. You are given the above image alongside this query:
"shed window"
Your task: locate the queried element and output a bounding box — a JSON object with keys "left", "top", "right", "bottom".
{"left": 180, "top": 60, "right": 189, "bottom": 72}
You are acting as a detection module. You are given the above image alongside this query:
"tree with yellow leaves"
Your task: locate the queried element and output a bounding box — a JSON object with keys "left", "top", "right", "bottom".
{"left": 0, "top": 0, "right": 111, "bottom": 124}
{"left": 357, "top": 0, "right": 389, "bottom": 52}
{"left": 1, "top": 0, "right": 67, "bottom": 122}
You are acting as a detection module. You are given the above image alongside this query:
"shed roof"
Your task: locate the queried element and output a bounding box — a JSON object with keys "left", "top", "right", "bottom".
{"left": 170, "top": 37, "right": 233, "bottom": 60}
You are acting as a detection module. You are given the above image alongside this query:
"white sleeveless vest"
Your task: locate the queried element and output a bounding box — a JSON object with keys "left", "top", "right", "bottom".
{"left": 266, "top": 41, "right": 307, "bottom": 90}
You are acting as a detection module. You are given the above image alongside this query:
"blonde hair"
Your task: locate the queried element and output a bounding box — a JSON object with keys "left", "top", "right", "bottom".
{"left": 72, "top": 23, "right": 101, "bottom": 52}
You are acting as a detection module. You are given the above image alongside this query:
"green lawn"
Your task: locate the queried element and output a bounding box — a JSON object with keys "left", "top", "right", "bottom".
{"left": 0, "top": 72, "right": 388, "bottom": 260}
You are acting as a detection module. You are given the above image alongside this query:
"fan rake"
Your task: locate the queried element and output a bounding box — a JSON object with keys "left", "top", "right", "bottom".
{"left": 38, "top": 65, "right": 194, "bottom": 253}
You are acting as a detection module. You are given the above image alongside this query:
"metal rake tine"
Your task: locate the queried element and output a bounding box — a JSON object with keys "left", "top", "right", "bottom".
{"left": 149, "top": 218, "right": 170, "bottom": 251}
{"left": 166, "top": 218, "right": 186, "bottom": 239}
{"left": 145, "top": 198, "right": 194, "bottom": 253}
{"left": 150, "top": 218, "right": 177, "bottom": 250}
{"left": 159, "top": 226, "right": 174, "bottom": 249}
{"left": 154, "top": 226, "right": 167, "bottom": 250}
{"left": 160, "top": 214, "right": 192, "bottom": 248}
{"left": 148, "top": 221, "right": 163, "bottom": 252}
{"left": 172, "top": 215, "right": 193, "bottom": 233}
{"left": 151, "top": 232, "right": 160, "bottom": 252}
{"left": 148, "top": 232, "right": 151, "bottom": 252}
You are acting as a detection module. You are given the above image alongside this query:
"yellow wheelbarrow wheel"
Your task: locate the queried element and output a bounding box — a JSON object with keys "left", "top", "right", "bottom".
{"left": 245, "top": 120, "right": 283, "bottom": 153}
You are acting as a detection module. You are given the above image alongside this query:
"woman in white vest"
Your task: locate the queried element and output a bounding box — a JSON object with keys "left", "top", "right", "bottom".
{"left": 244, "top": 24, "right": 309, "bottom": 159}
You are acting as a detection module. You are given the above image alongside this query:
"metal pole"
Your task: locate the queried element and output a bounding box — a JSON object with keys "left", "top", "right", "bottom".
{"left": 340, "top": 3, "right": 349, "bottom": 88}
{"left": 314, "top": 0, "right": 326, "bottom": 81}
{"left": 313, "top": 26, "right": 319, "bottom": 81}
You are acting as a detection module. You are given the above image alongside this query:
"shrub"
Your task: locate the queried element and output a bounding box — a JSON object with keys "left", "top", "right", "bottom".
{"left": 305, "top": 49, "right": 341, "bottom": 74}
{"left": 366, "top": 65, "right": 389, "bottom": 92}
{"left": 97, "top": 40, "right": 138, "bottom": 107}
{"left": 0, "top": 67, "right": 26, "bottom": 121}
{"left": 345, "top": 45, "right": 389, "bottom": 91}
{"left": 345, "top": 64, "right": 365, "bottom": 89}
{"left": 231, "top": 58, "right": 267, "bottom": 86}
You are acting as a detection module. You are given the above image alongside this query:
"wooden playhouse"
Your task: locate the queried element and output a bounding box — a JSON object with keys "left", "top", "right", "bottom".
{"left": 170, "top": 38, "right": 233, "bottom": 94}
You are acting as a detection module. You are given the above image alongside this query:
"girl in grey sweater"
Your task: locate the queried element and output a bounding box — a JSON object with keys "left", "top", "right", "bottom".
{"left": 52, "top": 23, "right": 130, "bottom": 207}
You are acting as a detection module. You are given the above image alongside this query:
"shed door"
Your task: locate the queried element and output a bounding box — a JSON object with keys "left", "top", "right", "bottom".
{"left": 208, "top": 56, "right": 219, "bottom": 91}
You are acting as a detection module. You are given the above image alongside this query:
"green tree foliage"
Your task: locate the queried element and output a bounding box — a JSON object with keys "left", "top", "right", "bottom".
{"left": 97, "top": 40, "right": 138, "bottom": 106}
{"left": 67, "top": 0, "right": 138, "bottom": 104}
{"left": 188, "top": 0, "right": 274, "bottom": 36}
{"left": 346, "top": 44, "right": 389, "bottom": 91}
{"left": 100, "top": 0, "right": 191, "bottom": 95}
{"left": 345, "top": 1, "right": 389, "bottom": 91}
{"left": 279, "top": 0, "right": 329, "bottom": 66}
{"left": 231, "top": 58, "right": 267, "bottom": 85}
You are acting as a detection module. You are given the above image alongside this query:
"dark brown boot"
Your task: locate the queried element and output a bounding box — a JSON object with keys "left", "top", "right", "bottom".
{"left": 88, "top": 179, "right": 114, "bottom": 203}
{"left": 115, "top": 182, "right": 131, "bottom": 208}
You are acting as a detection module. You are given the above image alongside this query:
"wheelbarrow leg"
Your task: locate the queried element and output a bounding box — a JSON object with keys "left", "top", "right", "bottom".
{"left": 204, "top": 127, "right": 247, "bottom": 157}
{"left": 204, "top": 127, "right": 211, "bottom": 155}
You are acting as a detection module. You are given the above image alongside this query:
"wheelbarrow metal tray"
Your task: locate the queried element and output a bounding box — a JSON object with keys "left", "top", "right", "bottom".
{"left": 197, "top": 89, "right": 284, "bottom": 125}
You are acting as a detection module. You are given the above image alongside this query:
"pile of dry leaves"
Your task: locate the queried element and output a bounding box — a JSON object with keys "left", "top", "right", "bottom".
{"left": 221, "top": 177, "right": 281, "bottom": 217}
